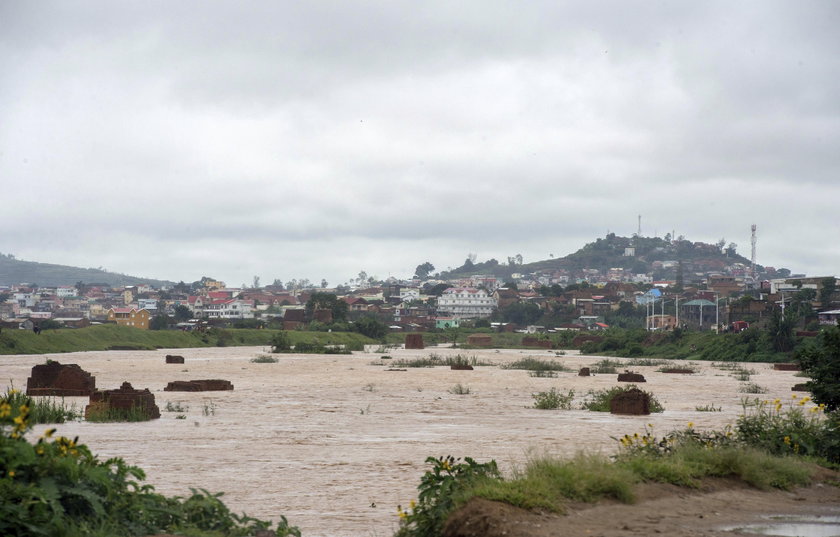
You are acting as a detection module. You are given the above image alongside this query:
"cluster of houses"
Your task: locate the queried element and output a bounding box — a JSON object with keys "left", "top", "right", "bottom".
{"left": 1, "top": 270, "right": 836, "bottom": 332}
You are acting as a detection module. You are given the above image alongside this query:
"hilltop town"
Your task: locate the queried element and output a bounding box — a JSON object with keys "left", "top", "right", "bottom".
{"left": 1, "top": 234, "right": 837, "bottom": 335}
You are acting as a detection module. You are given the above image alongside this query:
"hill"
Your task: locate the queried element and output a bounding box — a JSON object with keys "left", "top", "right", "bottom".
{"left": 438, "top": 234, "right": 766, "bottom": 281}
{"left": 0, "top": 253, "right": 174, "bottom": 288}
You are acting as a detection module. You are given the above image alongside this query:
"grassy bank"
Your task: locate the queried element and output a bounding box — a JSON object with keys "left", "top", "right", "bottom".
{"left": 0, "top": 324, "right": 375, "bottom": 355}
{"left": 396, "top": 399, "right": 840, "bottom": 537}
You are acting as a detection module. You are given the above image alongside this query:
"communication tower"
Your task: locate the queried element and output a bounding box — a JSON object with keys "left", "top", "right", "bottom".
{"left": 750, "top": 224, "right": 757, "bottom": 281}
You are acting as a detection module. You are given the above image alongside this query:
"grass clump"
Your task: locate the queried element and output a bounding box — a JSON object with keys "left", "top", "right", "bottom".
{"left": 739, "top": 382, "right": 768, "bottom": 394}
{"left": 250, "top": 354, "right": 278, "bottom": 363}
{"left": 591, "top": 359, "right": 621, "bottom": 374}
{"left": 164, "top": 401, "right": 188, "bottom": 413}
{"left": 581, "top": 385, "right": 664, "bottom": 413}
{"left": 529, "top": 370, "right": 558, "bottom": 378}
{"left": 449, "top": 384, "right": 471, "bottom": 395}
{"left": 2, "top": 387, "right": 81, "bottom": 424}
{"left": 0, "top": 393, "right": 301, "bottom": 536}
{"left": 695, "top": 404, "right": 722, "bottom": 412}
{"left": 85, "top": 404, "right": 152, "bottom": 423}
{"left": 532, "top": 388, "right": 574, "bottom": 410}
{"left": 502, "top": 357, "right": 569, "bottom": 373}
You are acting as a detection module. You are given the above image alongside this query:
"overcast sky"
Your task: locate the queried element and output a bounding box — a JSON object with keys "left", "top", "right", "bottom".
{"left": 1, "top": 1, "right": 838, "bottom": 287}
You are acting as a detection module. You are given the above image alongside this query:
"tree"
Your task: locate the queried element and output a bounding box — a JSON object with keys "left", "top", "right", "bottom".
{"left": 768, "top": 308, "right": 798, "bottom": 353}
{"left": 414, "top": 262, "right": 435, "bottom": 280}
{"left": 74, "top": 281, "right": 88, "bottom": 297}
{"left": 150, "top": 315, "right": 170, "bottom": 330}
{"left": 253, "top": 276, "right": 260, "bottom": 289}
{"left": 173, "top": 305, "right": 193, "bottom": 322}
{"left": 352, "top": 315, "right": 387, "bottom": 340}
{"left": 820, "top": 277, "right": 837, "bottom": 310}
{"left": 305, "top": 292, "right": 348, "bottom": 322}
{"left": 320, "top": 279, "right": 328, "bottom": 288}
{"left": 797, "top": 326, "right": 840, "bottom": 411}
{"left": 426, "top": 283, "right": 450, "bottom": 297}
{"left": 500, "top": 302, "right": 542, "bottom": 325}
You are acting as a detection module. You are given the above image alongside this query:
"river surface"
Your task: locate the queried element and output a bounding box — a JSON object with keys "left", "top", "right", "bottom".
{"left": 1, "top": 345, "right": 808, "bottom": 536}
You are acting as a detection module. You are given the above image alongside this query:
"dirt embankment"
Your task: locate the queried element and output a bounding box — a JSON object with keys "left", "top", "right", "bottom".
{"left": 442, "top": 473, "right": 840, "bottom": 537}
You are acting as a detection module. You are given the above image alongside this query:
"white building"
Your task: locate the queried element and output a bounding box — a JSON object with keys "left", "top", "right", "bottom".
{"left": 436, "top": 287, "right": 496, "bottom": 319}
{"left": 204, "top": 299, "right": 254, "bottom": 319}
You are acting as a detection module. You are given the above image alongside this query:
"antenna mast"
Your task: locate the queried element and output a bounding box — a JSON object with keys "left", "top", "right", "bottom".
{"left": 750, "top": 224, "right": 757, "bottom": 281}
{"left": 637, "top": 215, "right": 641, "bottom": 236}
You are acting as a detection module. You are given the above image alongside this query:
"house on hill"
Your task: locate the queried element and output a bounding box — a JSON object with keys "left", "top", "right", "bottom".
{"left": 107, "top": 307, "right": 151, "bottom": 329}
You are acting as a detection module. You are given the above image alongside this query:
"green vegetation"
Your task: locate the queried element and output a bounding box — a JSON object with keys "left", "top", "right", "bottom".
{"left": 270, "top": 330, "right": 370, "bottom": 354}
{"left": 0, "top": 391, "right": 300, "bottom": 536}
{"left": 390, "top": 353, "right": 494, "bottom": 368}
{"left": 396, "top": 398, "right": 837, "bottom": 537}
{"left": 448, "top": 384, "right": 471, "bottom": 395}
{"left": 2, "top": 387, "right": 81, "bottom": 424}
{"left": 395, "top": 456, "right": 500, "bottom": 537}
{"left": 164, "top": 401, "right": 188, "bottom": 413}
{"left": 250, "top": 354, "right": 279, "bottom": 363}
{"left": 531, "top": 388, "right": 575, "bottom": 410}
{"left": 797, "top": 326, "right": 840, "bottom": 411}
{"left": 590, "top": 359, "right": 621, "bottom": 374}
{"left": 695, "top": 404, "right": 721, "bottom": 412}
{"left": 581, "top": 385, "right": 664, "bottom": 413}
{"left": 0, "top": 324, "right": 375, "bottom": 356}
{"left": 85, "top": 404, "right": 153, "bottom": 423}
{"left": 739, "top": 382, "right": 768, "bottom": 394}
{"left": 501, "top": 357, "right": 569, "bottom": 372}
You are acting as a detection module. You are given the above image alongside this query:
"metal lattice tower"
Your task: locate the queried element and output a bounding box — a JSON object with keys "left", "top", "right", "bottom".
{"left": 750, "top": 224, "right": 757, "bottom": 280}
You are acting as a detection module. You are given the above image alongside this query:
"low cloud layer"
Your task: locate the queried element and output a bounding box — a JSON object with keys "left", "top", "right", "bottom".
{"left": 1, "top": 1, "right": 837, "bottom": 286}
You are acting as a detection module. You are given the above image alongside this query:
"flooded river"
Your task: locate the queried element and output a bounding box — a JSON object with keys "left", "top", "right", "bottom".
{"left": 2, "top": 346, "right": 807, "bottom": 536}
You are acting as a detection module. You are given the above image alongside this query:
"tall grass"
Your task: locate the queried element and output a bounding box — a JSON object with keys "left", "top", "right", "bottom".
{"left": 1, "top": 388, "right": 81, "bottom": 424}
{"left": 581, "top": 385, "right": 664, "bottom": 412}
{"left": 502, "top": 357, "right": 569, "bottom": 372}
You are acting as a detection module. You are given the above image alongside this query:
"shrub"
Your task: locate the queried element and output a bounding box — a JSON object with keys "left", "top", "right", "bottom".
{"left": 395, "top": 456, "right": 499, "bottom": 537}
{"left": 270, "top": 331, "right": 292, "bottom": 352}
{"left": 2, "top": 388, "right": 81, "bottom": 424}
{"left": 502, "top": 357, "right": 568, "bottom": 372}
{"left": 449, "top": 384, "right": 471, "bottom": 395}
{"left": 581, "top": 385, "right": 664, "bottom": 413}
{"left": 532, "top": 388, "right": 574, "bottom": 410}
{"left": 736, "top": 396, "right": 838, "bottom": 462}
{"left": 250, "top": 354, "right": 278, "bottom": 363}
{"left": 739, "top": 382, "right": 768, "bottom": 394}
{"left": 591, "top": 359, "right": 621, "bottom": 374}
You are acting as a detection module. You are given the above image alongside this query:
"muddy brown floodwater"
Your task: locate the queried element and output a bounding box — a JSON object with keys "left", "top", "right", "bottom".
{"left": 1, "top": 346, "right": 813, "bottom": 536}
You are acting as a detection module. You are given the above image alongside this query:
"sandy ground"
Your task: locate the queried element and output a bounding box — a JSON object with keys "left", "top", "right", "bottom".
{"left": 2, "top": 345, "right": 833, "bottom": 537}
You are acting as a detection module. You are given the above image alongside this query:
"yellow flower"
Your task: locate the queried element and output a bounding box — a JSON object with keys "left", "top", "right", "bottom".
{"left": 783, "top": 436, "right": 791, "bottom": 445}
{"left": 773, "top": 399, "right": 781, "bottom": 405}
{"left": 810, "top": 407, "right": 819, "bottom": 414}
{"left": 0, "top": 403, "right": 11, "bottom": 417}
{"left": 410, "top": 499, "right": 416, "bottom": 510}
{"left": 42, "top": 428, "right": 56, "bottom": 439}
{"left": 8, "top": 471, "right": 14, "bottom": 478}
{"left": 792, "top": 394, "right": 798, "bottom": 399}
{"left": 687, "top": 422, "right": 694, "bottom": 428}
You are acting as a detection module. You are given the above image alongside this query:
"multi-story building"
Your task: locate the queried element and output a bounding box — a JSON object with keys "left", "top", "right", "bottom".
{"left": 436, "top": 287, "right": 496, "bottom": 319}
{"left": 204, "top": 299, "right": 254, "bottom": 320}
{"left": 107, "top": 307, "right": 151, "bottom": 329}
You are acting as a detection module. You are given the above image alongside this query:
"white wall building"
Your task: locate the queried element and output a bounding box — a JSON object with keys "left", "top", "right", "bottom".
{"left": 436, "top": 287, "right": 496, "bottom": 319}
{"left": 204, "top": 299, "right": 254, "bottom": 319}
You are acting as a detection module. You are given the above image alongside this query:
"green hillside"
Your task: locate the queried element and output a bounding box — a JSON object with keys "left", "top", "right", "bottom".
{"left": 0, "top": 253, "right": 174, "bottom": 287}
{"left": 439, "top": 234, "right": 762, "bottom": 280}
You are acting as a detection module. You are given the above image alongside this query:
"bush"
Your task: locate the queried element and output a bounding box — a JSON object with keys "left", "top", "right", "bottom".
{"left": 797, "top": 326, "right": 840, "bottom": 411}
{"left": 270, "top": 331, "right": 292, "bottom": 352}
{"left": 582, "top": 385, "right": 664, "bottom": 413}
{"left": 736, "top": 396, "right": 838, "bottom": 462}
{"left": 532, "top": 388, "right": 574, "bottom": 410}
{"left": 395, "top": 456, "right": 499, "bottom": 537}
